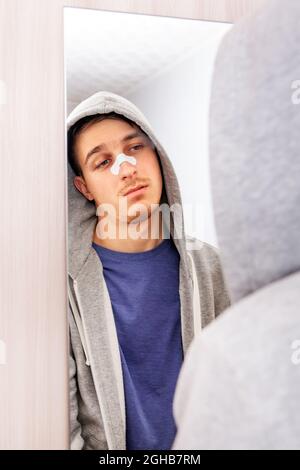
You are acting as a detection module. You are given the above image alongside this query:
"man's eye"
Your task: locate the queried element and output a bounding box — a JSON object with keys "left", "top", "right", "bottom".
{"left": 130, "top": 144, "right": 144, "bottom": 151}
{"left": 95, "top": 159, "right": 110, "bottom": 169}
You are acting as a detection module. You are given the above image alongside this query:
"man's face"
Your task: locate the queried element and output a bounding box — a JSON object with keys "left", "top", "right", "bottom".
{"left": 73, "top": 118, "right": 163, "bottom": 224}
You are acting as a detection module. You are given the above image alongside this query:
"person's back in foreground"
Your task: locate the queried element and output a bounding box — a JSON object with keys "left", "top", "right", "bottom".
{"left": 173, "top": 0, "right": 300, "bottom": 450}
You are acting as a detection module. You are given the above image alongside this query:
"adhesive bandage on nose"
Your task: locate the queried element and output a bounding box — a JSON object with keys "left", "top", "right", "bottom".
{"left": 110, "top": 153, "right": 137, "bottom": 175}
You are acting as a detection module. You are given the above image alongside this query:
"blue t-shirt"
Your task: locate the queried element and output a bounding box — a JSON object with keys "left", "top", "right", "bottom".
{"left": 92, "top": 238, "right": 183, "bottom": 450}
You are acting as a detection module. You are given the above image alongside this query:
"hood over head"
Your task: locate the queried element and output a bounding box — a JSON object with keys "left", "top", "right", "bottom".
{"left": 210, "top": 0, "right": 300, "bottom": 303}
{"left": 66, "top": 91, "right": 191, "bottom": 280}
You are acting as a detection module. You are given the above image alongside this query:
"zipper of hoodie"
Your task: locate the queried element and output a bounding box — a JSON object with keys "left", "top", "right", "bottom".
{"left": 68, "top": 277, "right": 91, "bottom": 366}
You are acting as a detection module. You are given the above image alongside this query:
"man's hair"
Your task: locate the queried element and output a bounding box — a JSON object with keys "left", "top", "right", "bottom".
{"left": 68, "top": 111, "right": 146, "bottom": 177}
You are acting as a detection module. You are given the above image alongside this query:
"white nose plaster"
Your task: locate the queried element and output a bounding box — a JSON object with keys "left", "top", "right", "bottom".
{"left": 110, "top": 153, "right": 137, "bottom": 175}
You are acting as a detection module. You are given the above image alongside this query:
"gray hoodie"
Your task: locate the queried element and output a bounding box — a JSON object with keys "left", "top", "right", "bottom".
{"left": 173, "top": 0, "right": 300, "bottom": 450}
{"left": 66, "top": 91, "right": 230, "bottom": 450}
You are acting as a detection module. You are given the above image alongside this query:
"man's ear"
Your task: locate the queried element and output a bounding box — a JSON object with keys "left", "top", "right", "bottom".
{"left": 73, "top": 176, "right": 95, "bottom": 201}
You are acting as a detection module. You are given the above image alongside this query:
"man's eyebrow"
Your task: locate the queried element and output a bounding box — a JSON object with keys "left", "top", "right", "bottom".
{"left": 84, "top": 130, "right": 146, "bottom": 166}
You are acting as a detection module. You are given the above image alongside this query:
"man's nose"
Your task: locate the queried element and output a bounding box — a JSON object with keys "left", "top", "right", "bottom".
{"left": 119, "top": 160, "right": 137, "bottom": 179}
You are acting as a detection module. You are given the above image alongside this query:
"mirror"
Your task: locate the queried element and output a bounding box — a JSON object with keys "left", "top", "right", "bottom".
{"left": 64, "top": 6, "right": 232, "bottom": 451}
{"left": 65, "top": 8, "right": 232, "bottom": 245}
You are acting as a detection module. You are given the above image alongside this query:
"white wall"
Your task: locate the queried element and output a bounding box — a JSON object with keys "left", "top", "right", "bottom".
{"left": 125, "top": 27, "right": 231, "bottom": 246}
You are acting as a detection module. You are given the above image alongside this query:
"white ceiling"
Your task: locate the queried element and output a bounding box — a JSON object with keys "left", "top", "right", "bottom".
{"left": 64, "top": 7, "right": 231, "bottom": 115}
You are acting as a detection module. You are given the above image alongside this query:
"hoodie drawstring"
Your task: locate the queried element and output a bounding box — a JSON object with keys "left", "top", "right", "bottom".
{"left": 68, "top": 277, "right": 91, "bottom": 366}
{"left": 187, "top": 251, "right": 202, "bottom": 336}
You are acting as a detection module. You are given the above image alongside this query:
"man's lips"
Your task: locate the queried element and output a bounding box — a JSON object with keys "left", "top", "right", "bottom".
{"left": 123, "top": 185, "right": 148, "bottom": 197}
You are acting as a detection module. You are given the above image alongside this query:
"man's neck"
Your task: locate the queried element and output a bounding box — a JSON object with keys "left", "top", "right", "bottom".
{"left": 92, "top": 212, "right": 165, "bottom": 253}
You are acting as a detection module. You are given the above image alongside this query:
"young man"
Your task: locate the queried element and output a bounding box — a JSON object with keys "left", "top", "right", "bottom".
{"left": 67, "top": 91, "right": 230, "bottom": 450}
